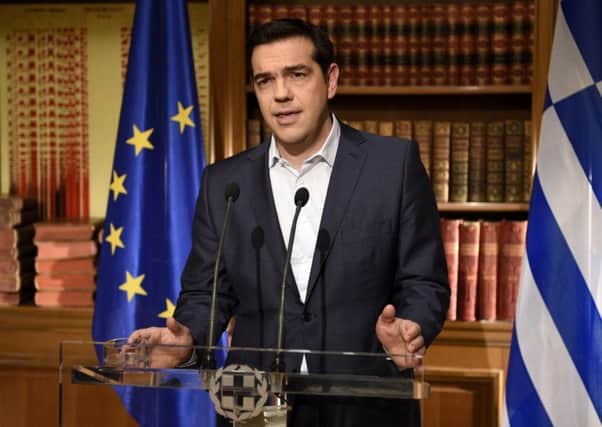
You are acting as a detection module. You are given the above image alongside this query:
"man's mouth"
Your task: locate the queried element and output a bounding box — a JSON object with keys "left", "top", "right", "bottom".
{"left": 274, "top": 111, "right": 300, "bottom": 125}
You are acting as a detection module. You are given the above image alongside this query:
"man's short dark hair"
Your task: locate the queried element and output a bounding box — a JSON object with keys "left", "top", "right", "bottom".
{"left": 246, "top": 18, "right": 334, "bottom": 80}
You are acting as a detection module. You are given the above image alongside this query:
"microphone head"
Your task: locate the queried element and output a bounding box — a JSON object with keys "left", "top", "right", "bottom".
{"left": 224, "top": 182, "right": 240, "bottom": 202}
{"left": 294, "top": 187, "right": 309, "bottom": 207}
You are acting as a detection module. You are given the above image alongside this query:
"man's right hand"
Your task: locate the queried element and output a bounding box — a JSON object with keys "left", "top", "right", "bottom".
{"left": 127, "top": 317, "right": 193, "bottom": 368}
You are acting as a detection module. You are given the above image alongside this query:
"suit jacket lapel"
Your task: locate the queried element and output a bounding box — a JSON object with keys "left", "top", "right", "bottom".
{"left": 305, "top": 124, "right": 367, "bottom": 301}
{"left": 247, "top": 145, "right": 301, "bottom": 302}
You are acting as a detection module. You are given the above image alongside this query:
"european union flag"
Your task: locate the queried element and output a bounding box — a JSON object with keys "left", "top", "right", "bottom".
{"left": 503, "top": 1, "right": 601, "bottom": 426}
{"left": 92, "top": 1, "right": 218, "bottom": 425}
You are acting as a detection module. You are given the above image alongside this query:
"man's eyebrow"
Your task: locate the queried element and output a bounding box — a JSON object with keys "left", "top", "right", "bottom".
{"left": 283, "top": 64, "right": 312, "bottom": 73}
{"left": 253, "top": 64, "right": 312, "bottom": 81}
{"left": 253, "top": 71, "right": 272, "bottom": 81}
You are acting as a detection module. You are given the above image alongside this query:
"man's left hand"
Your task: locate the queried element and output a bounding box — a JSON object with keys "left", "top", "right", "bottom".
{"left": 375, "top": 304, "right": 425, "bottom": 369}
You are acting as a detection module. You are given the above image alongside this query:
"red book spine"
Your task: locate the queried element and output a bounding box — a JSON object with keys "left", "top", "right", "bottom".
{"left": 497, "top": 220, "right": 527, "bottom": 321}
{"left": 478, "top": 221, "right": 500, "bottom": 320}
{"left": 34, "top": 290, "right": 94, "bottom": 307}
{"left": 441, "top": 218, "right": 460, "bottom": 321}
{"left": 458, "top": 221, "right": 481, "bottom": 321}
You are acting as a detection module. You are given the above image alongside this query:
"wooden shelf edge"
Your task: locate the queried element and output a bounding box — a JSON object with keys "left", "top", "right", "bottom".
{"left": 246, "top": 84, "right": 532, "bottom": 95}
{"left": 438, "top": 202, "right": 529, "bottom": 213}
{"left": 436, "top": 320, "right": 513, "bottom": 347}
{"left": 337, "top": 85, "right": 532, "bottom": 95}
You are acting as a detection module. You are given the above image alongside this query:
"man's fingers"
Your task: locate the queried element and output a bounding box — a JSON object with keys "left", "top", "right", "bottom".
{"left": 378, "top": 304, "right": 397, "bottom": 324}
{"left": 406, "top": 335, "right": 424, "bottom": 353}
{"left": 166, "top": 317, "right": 180, "bottom": 333}
{"left": 128, "top": 328, "right": 149, "bottom": 344}
{"left": 401, "top": 320, "right": 421, "bottom": 342}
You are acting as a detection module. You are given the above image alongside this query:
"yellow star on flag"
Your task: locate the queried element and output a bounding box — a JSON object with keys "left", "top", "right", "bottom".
{"left": 158, "top": 298, "right": 176, "bottom": 319}
{"left": 109, "top": 171, "right": 127, "bottom": 202}
{"left": 126, "top": 125, "right": 154, "bottom": 156}
{"left": 118, "top": 271, "right": 147, "bottom": 302}
{"left": 170, "top": 101, "right": 195, "bottom": 134}
{"left": 105, "top": 223, "right": 125, "bottom": 255}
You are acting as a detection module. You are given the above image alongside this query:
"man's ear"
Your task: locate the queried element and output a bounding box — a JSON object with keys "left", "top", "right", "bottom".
{"left": 327, "top": 63, "right": 339, "bottom": 99}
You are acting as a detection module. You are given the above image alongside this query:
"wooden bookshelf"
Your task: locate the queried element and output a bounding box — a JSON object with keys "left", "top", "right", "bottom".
{"left": 208, "top": 2, "right": 556, "bottom": 426}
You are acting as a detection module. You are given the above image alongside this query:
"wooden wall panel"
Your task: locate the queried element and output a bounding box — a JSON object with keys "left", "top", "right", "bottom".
{"left": 424, "top": 367, "right": 504, "bottom": 427}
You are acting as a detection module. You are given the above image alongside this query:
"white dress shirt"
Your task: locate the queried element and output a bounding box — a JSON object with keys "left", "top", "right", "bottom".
{"left": 268, "top": 115, "right": 340, "bottom": 303}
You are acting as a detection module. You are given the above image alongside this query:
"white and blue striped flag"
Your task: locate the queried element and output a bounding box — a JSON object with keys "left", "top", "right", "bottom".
{"left": 503, "top": 1, "right": 602, "bottom": 426}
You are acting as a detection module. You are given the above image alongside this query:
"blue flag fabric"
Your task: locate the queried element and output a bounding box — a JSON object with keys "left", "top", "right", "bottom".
{"left": 503, "top": 1, "right": 602, "bottom": 426}
{"left": 92, "top": 1, "right": 221, "bottom": 426}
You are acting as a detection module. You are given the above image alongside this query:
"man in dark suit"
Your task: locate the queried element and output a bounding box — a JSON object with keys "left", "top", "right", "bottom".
{"left": 129, "top": 19, "right": 449, "bottom": 427}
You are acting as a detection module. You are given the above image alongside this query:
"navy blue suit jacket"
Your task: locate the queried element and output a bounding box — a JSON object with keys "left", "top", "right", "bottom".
{"left": 174, "top": 123, "right": 449, "bottom": 425}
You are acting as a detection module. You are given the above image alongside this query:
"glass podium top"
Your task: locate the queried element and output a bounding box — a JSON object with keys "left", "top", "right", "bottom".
{"left": 61, "top": 339, "right": 429, "bottom": 399}
{"left": 60, "top": 340, "right": 430, "bottom": 425}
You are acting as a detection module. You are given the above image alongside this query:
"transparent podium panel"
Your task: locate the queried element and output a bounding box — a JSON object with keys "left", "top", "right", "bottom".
{"left": 60, "top": 340, "right": 430, "bottom": 426}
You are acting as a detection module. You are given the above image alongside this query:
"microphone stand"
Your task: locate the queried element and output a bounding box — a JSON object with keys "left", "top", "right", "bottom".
{"left": 273, "top": 188, "right": 309, "bottom": 373}
{"left": 201, "top": 183, "right": 239, "bottom": 370}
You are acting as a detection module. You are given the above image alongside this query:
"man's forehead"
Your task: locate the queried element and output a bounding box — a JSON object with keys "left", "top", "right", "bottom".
{"left": 251, "top": 37, "right": 316, "bottom": 72}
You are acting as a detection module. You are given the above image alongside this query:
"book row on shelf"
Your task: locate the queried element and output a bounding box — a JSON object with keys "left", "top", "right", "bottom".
{"left": 0, "top": 195, "right": 526, "bottom": 323}
{"left": 248, "top": 117, "right": 533, "bottom": 204}
{"left": 0, "top": 197, "right": 100, "bottom": 307}
{"left": 248, "top": 1, "right": 534, "bottom": 87}
{"left": 441, "top": 218, "right": 526, "bottom": 322}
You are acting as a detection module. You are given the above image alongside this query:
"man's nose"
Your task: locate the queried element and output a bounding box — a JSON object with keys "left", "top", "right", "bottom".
{"left": 273, "top": 78, "right": 292, "bottom": 101}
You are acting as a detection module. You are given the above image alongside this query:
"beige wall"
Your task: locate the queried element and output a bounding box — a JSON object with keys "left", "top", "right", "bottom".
{"left": 0, "top": 3, "right": 209, "bottom": 218}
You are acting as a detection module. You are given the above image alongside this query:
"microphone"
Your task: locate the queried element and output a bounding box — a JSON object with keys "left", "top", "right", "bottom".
{"left": 201, "top": 182, "right": 240, "bottom": 369}
{"left": 273, "top": 187, "right": 309, "bottom": 373}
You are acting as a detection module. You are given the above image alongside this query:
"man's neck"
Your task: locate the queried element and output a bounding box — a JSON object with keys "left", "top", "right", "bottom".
{"left": 276, "top": 115, "right": 333, "bottom": 171}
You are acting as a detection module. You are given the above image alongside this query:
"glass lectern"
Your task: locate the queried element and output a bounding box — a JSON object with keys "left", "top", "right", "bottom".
{"left": 60, "top": 340, "right": 430, "bottom": 426}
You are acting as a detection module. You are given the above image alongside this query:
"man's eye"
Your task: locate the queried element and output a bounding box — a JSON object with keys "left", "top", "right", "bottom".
{"left": 255, "top": 78, "right": 270, "bottom": 87}
{"left": 292, "top": 72, "right": 306, "bottom": 79}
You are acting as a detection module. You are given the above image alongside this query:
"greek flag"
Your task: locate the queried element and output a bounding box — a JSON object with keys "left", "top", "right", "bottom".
{"left": 503, "top": 1, "right": 602, "bottom": 426}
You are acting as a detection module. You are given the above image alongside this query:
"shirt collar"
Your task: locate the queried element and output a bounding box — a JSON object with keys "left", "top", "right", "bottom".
{"left": 269, "top": 114, "right": 340, "bottom": 168}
